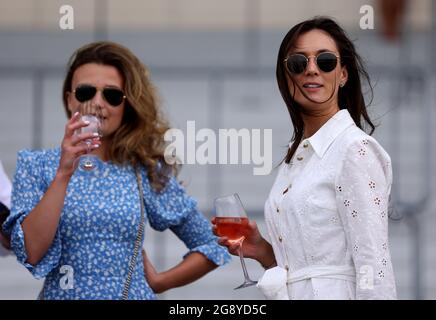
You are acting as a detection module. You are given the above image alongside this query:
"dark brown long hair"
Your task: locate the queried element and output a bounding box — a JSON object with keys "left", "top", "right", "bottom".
{"left": 276, "top": 17, "right": 375, "bottom": 163}
{"left": 62, "top": 41, "right": 176, "bottom": 192}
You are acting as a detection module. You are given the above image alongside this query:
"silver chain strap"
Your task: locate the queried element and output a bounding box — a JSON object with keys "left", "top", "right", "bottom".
{"left": 121, "top": 166, "right": 145, "bottom": 300}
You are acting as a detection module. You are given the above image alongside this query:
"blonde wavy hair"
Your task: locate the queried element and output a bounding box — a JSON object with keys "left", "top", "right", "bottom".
{"left": 62, "top": 41, "right": 176, "bottom": 192}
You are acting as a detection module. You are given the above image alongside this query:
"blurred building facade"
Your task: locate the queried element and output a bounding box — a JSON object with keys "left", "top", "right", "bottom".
{"left": 0, "top": 0, "right": 435, "bottom": 299}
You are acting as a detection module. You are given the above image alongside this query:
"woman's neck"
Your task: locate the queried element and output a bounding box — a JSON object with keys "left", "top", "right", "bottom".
{"left": 301, "top": 105, "right": 340, "bottom": 139}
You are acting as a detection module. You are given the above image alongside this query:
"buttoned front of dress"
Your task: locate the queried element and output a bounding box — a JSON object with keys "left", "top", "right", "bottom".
{"left": 263, "top": 109, "right": 397, "bottom": 300}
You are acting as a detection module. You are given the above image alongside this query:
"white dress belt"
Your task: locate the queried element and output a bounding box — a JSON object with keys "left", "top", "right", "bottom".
{"left": 287, "top": 264, "right": 356, "bottom": 284}
{"left": 257, "top": 264, "right": 356, "bottom": 300}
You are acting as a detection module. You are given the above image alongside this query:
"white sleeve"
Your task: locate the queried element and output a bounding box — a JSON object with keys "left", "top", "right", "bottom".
{"left": 0, "top": 161, "right": 12, "bottom": 209}
{"left": 335, "top": 137, "right": 397, "bottom": 299}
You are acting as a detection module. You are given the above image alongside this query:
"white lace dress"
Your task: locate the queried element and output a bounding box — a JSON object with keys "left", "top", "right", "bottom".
{"left": 260, "top": 109, "right": 397, "bottom": 300}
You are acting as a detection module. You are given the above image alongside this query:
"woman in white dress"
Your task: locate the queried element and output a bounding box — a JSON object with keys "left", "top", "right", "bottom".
{"left": 213, "top": 17, "right": 396, "bottom": 300}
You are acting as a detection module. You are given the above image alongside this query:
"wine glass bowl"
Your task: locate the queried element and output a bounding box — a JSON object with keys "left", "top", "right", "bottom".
{"left": 76, "top": 101, "right": 102, "bottom": 172}
{"left": 214, "top": 193, "right": 258, "bottom": 290}
{"left": 215, "top": 216, "right": 249, "bottom": 244}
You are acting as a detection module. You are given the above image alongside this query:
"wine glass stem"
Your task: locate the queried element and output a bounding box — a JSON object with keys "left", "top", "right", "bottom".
{"left": 238, "top": 240, "right": 251, "bottom": 281}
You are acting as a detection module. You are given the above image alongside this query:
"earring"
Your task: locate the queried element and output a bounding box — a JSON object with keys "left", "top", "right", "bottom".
{"left": 340, "top": 82, "right": 345, "bottom": 88}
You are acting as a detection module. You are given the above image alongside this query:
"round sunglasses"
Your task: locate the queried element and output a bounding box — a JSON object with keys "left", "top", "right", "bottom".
{"left": 73, "top": 85, "right": 126, "bottom": 107}
{"left": 284, "top": 52, "right": 340, "bottom": 74}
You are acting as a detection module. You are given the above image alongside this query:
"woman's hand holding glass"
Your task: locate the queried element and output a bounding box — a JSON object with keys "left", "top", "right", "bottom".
{"left": 212, "top": 194, "right": 258, "bottom": 289}
{"left": 212, "top": 216, "right": 263, "bottom": 259}
{"left": 57, "top": 106, "right": 101, "bottom": 179}
{"left": 212, "top": 208, "right": 277, "bottom": 272}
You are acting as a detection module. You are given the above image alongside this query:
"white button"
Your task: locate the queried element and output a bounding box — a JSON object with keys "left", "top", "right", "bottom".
{"left": 303, "top": 142, "right": 309, "bottom": 148}
{"left": 297, "top": 156, "right": 304, "bottom": 161}
{"left": 278, "top": 236, "right": 283, "bottom": 242}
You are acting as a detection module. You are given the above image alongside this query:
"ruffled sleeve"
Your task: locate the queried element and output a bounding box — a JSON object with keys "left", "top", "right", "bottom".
{"left": 335, "top": 137, "right": 397, "bottom": 299}
{"left": 2, "top": 149, "right": 62, "bottom": 279}
{"left": 143, "top": 170, "right": 230, "bottom": 267}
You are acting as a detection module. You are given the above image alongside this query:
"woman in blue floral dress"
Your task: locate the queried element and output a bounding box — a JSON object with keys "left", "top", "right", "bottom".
{"left": 3, "top": 41, "right": 230, "bottom": 299}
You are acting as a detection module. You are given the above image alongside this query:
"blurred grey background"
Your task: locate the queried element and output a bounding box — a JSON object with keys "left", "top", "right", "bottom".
{"left": 0, "top": 0, "right": 435, "bottom": 299}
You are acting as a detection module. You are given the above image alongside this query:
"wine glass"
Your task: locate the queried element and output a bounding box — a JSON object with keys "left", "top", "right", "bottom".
{"left": 214, "top": 193, "right": 258, "bottom": 289}
{"left": 76, "top": 101, "right": 102, "bottom": 172}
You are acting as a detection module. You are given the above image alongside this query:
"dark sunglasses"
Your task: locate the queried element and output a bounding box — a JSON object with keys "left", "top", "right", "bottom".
{"left": 73, "top": 85, "right": 126, "bottom": 107}
{"left": 284, "top": 52, "right": 340, "bottom": 74}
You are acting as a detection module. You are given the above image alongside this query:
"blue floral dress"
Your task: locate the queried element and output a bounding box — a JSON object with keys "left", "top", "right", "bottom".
{"left": 2, "top": 148, "right": 230, "bottom": 300}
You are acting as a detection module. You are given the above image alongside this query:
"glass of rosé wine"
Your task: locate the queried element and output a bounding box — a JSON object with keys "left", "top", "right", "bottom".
{"left": 76, "top": 101, "right": 102, "bottom": 173}
{"left": 214, "top": 193, "right": 257, "bottom": 289}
